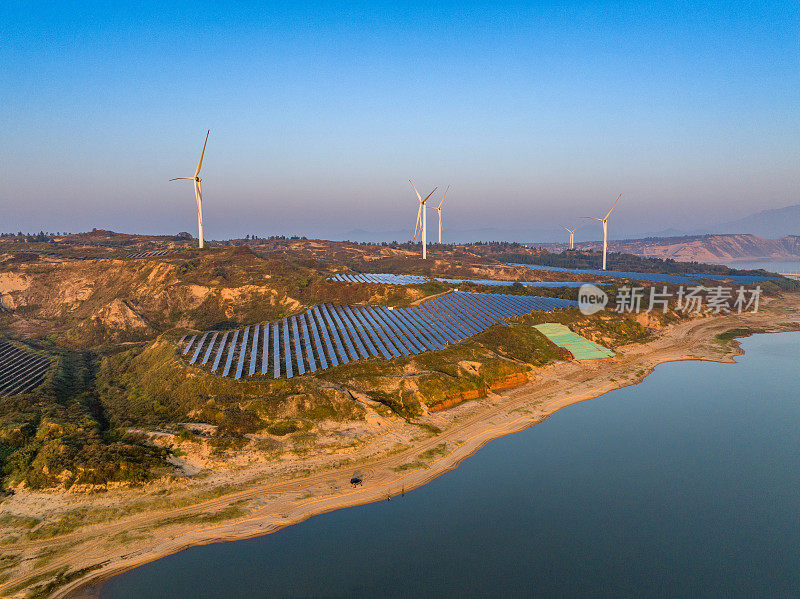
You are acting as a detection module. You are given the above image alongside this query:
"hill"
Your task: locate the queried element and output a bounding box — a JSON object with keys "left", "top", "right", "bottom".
{"left": 552, "top": 234, "right": 800, "bottom": 264}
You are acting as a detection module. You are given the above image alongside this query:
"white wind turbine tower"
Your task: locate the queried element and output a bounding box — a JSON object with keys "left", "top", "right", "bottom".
{"left": 170, "top": 130, "right": 210, "bottom": 249}
{"left": 584, "top": 194, "right": 621, "bottom": 270}
{"left": 564, "top": 223, "right": 583, "bottom": 250}
{"left": 410, "top": 180, "right": 438, "bottom": 259}
{"left": 436, "top": 186, "right": 450, "bottom": 244}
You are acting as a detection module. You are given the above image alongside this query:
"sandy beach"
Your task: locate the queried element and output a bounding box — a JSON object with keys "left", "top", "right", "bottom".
{"left": 1, "top": 295, "right": 798, "bottom": 598}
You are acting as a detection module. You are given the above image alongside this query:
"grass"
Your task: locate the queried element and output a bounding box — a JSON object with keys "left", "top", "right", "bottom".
{"left": 0, "top": 514, "right": 41, "bottom": 530}
{"left": 392, "top": 461, "right": 429, "bottom": 472}
{"left": 418, "top": 443, "right": 448, "bottom": 461}
{"left": 715, "top": 327, "right": 760, "bottom": 341}
{"left": 152, "top": 505, "right": 247, "bottom": 529}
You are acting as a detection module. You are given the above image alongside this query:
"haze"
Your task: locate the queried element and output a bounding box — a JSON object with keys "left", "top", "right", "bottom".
{"left": 2, "top": 2, "right": 798, "bottom": 241}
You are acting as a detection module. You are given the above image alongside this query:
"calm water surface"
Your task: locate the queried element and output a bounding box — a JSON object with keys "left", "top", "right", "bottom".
{"left": 98, "top": 332, "right": 800, "bottom": 598}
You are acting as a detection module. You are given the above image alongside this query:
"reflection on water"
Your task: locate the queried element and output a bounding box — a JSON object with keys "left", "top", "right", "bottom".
{"left": 98, "top": 333, "right": 800, "bottom": 598}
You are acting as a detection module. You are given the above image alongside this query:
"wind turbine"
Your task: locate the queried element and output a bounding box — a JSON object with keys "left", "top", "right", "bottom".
{"left": 410, "top": 180, "right": 438, "bottom": 259}
{"left": 584, "top": 194, "right": 621, "bottom": 270}
{"left": 436, "top": 186, "right": 450, "bottom": 244}
{"left": 170, "top": 130, "right": 209, "bottom": 249}
{"left": 563, "top": 223, "right": 582, "bottom": 250}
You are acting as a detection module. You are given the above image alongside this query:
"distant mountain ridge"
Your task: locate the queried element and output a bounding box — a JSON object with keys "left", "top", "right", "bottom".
{"left": 559, "top": 234, "right": 800, "bottom": 263}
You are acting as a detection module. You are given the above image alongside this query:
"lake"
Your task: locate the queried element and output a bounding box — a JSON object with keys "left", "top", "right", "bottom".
{"left": 97, "top": 332, "right": 800, "bottom": 598}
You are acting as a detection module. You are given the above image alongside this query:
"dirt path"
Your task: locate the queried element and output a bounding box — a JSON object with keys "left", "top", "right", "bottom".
{"left": 2, "top": 297, "right": 799, "bottom": 598}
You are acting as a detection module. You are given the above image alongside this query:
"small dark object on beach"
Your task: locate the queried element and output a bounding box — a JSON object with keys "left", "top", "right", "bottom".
{"left": 350, "top": 477, "right": 362, "bottom": 487}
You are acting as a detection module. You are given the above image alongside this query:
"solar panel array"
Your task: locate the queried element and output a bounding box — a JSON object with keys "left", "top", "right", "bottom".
{"left": 0, "top": 340, "right": 52, "bottom": 397}
{"left": 330, "top": 273, "right": 587, "bottom": 288}
{"left": 509, "top": 263, "right": 779, "bottom": 284}
{"left": 124, "top": 249, "right": 176, "bottom": 259}
{"left": 178, "top": 291, "right": 578, "bottom": 380}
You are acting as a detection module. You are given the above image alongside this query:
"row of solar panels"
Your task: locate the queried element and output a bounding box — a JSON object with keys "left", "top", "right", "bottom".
{"left": 0, "top": 340, "right": 52, "bottom": 397}
{"left": 509, "top": 263, "right": 779, "bottom": 284}
{"left": 329, "top": 273, "right": 587, "bottom": 288}
{"left": 124, "top": 249, "right": 176, "bottom": 259}
{"left": 178, "top": 291, "right": 578, "bottom": 380}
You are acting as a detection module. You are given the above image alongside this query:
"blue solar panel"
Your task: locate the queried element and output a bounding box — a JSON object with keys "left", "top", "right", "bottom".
{"left": 358, "top": 307, "right": 402, "bottom": 357}
{"left": 350, "top": 307, "right": 394, "bottom": 359}
{"left": 306, "top": 312, "right": 328, "bottom": 370}
{"left": 423, "top": 301, "right": 472, "bottom": 338}
{"left": 411, "top": 306, "right": 459, "bottom": 343}
{"left": 393, "top": 308, "right": 444, "bottom": 350}
{"left": 201, "top": 332, "right": 219, "bottom": 365}
{"left": 189, "top": 333, "right": 208, "bottom": 364}
{"left": 283, "top": 319, "right": 293, "bottom": 378}
{"left": 211, "top": 332, "right": 228, "bottom": 372}
{"left": 366, "top": 306, "right": 415, "bottom": 356}
{"left": 261, "top": 324, "right": 270, "bottom": 375}
{"left": 436, "top": 296, "right": 483, "bottom": 333}
{"left": 291, "top": 317, "right": 305, "bottom": 376}
{"left": 234, "top": 327, "right": 250, "bottom": 380}
{"left": 222, "top": 329, "right": 239, "bottom": 377}
{"left": 249, "top": 324, "right": 260, "bottom": 376}
{"left": 300, "top": 314, "right": 317, "bottom": 372}
{"left": 341, "top": 306, "right": 379, "bottom": 357}
{"left": 449, "top": 293, "right": 496, "bottom": 327}
{"left": 325, "top": 304, "right": 359, "bottom": 361}
{"left": 182, "top": 335, "right": 197, "bottom": 355}
{"left": 273, "top": 323, "right": 280, "bottom": 378}
{"left": 311, "top": 306, "right": 338, "bottom": 367}
{"left": 381, "top": 307, "right": 434, "bottom": 352}
{"left": 334, "top": 306, "right": 370, "bottom": 359}
{"left": 318, "top": 305, "right": 348, "bottom": 364}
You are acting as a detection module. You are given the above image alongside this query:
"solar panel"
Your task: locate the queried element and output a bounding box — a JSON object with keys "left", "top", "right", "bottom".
{"left": 367, "top": 307, "right": 414, "bottom": 355}
{"left": 300, "top": 314, "right": 317, "bottom": 372}
{"left": 291, "top": 316, "right": 305, "bottom": 376}
{"left": 436, "top": 296, "right": 482, "bottom": 333}
{"left": 341, "top": 306, "right": 379, "bottom": 357}
{"left": 325, "top": 304, "right": 359, "bottom": 361}
{"left": 334, "top": 306, "right": 370, "bottom": 359}
{"left": 306, "top": 311, "right": 329, "bottom": 369}
{"left": 311, "top": 306, "right": 338, "bottom": 367}
{"left": 448, "top": 294, "right": 495, "bottom": 327}
{"left": 222, "top": 329, "right": 239, "bottom": 377}
{"left": 273, "top": 323, "right": 281, "bottom": 378}
{"left": 249, "top": 324, "right": 260, "bottom": 376}
{"left": 182, "top": 335, "right": 197, "bottom": 355}
{"left": 189, "top": 333, "right": 209, "bottom": 364}
{"left": 393, "top": 308, "right": 443, "bottom": 350}
{"left": 201, "top": 332, "right": 219, "bottom": 365}
{"left": 318, "top": 304, "right": 350, "bottom": 364}
{"left": 420, "top": 302, "right": 469, "bottom": 339}
{"left": 211, "top": 332, "right": 229, "bottom": 372}
{"left": 234, "top": 327, "right": 250, "bottom": 380}
{"left": 380, "top": 307, "right": 433, "bottom": 352}
{"left": 283, "top": 319, "right": 293, "bottom": 378}
{"left": 349, "top": 307, "right": 394, "bottom": 359}
{"left": 261, "top": 324, "right": 270, "bottom": 375}
{"left": 409, "top": 306, "right": 457, "bottom": 344}
{"left": 357, "top": 306, "right": 402, "bottom": 357}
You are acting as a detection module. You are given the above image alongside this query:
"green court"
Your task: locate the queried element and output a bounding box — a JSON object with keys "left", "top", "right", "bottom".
{"left": 533, "top": 323, "right": 616, "bottom": 360}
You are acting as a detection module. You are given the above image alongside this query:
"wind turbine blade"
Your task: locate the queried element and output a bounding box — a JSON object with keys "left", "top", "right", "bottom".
{"left": 421, "top": 187, "right": 438, "bottom": 205}
{"left": 195, "top": 130, "right": 210, "bottom": 177}
{"left": 413, "top": 204, "right": 422, "bottom": 242}
{"left": 437, "top": 185, "right": 449, "bottom": 209}
{"left": 409, "top": 179, "right": 422, "bottom": 201}
{"left": 564, "top": 227, "right": 573, "bottom": 233}
{"left": 170, "top": 177, "right": 194, "bottom": 181}
{"left": 583, "top": 217, "right": 604, "bottom": 222}
{"left": 604, "top": 194, "right": 621, "bottom": 220}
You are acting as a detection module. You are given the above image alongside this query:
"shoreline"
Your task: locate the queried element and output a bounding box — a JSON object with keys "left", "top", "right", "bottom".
{"left": 2, "top": 301, "right": 798, "bottom": 598}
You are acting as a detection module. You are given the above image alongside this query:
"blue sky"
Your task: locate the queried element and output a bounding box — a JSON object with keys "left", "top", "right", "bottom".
{"left": 1, "top": 1, "right": 798, "bottom": 241}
